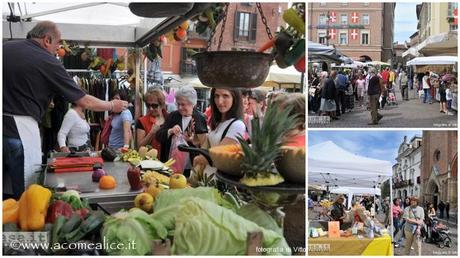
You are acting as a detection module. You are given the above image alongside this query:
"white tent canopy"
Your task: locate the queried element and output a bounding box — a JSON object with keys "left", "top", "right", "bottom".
{"left": 330, "top": 187, "right": 381, "bottom": 196}
{"left": 265, "top": 64, "right": 302, "bottom": 84}
{"left": 309, "top": 141, "right": 392, "bottom": 188}
{"left": 407, "top": 56, "right": 458, "bottom": 66}
{"left": 402, "top": 47, "right": 420, "bottom": 58}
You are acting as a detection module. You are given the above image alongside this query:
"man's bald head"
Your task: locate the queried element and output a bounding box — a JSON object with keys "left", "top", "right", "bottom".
{"left": 27, "top": 21, "right": 61, "bottom": 55}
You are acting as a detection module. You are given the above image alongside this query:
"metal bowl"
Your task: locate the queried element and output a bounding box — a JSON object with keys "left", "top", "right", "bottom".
{"left": 193, "top": 51, "right": 273, "bottom": 88}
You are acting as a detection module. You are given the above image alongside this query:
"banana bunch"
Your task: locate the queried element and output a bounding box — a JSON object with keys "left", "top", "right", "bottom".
{"left": 163, "top": 159, "right": 176, "bottom": 168}
{"left": 142, "top": 171, "right": 170, "bottom": 186}
{"left": 122, "top": 149, "right": 141, "bottom": 162}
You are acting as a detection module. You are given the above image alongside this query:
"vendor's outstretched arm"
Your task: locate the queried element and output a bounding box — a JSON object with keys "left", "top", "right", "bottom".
{"left": 76, "top": 94, "right": 127, "bottom": 113}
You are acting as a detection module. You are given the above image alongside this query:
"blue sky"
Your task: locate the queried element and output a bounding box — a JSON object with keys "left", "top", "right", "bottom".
{"left": 394, "top": 2, "right": 421, "bottom": 43}
{"left": 308, "top": 131, "right": 422, "bottom": 165}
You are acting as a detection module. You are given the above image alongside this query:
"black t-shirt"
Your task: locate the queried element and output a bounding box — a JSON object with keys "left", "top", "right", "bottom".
{"left": 367, "top": 76, "right": 381, "bottom": 96}
{"left": 3, "top": 39, "right": 86, "bottom": 137}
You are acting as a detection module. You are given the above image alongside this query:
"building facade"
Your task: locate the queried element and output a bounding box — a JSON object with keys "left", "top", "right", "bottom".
{"left": 161, "top": 3, "right": 287, "bottom": 76}
{"left": 417, "top": 2, "right": 458, "bottom": 41}
{"left": 210, "top": 3, "right": 287, "bottom": 51}
{"left": 420, "top": 131, "right": 458, "bottom": 213}
{"left": 308, "top": 2, "right": 395, "bottom": 62}
{"left": 393, "top": 136, "right": 423, "bottom": 201}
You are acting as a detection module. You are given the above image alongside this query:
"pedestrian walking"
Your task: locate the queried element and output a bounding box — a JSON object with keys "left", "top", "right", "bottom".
{"left": 438, "top": 201, "right": 445, "bottom": 218}
{"left": 392, "top": 199, "right": 404, "bottom": 241}
{"left": 403, "top": 197, "right": 424, "bottom": 255}
{"left": 320, "top": 71, "right": 339, "bottom": 120}
{"left": 335, "top": 71, "right": 348, "bottom": 116}
{"left": 356, "top": 74, "right": 366, "bottom": 107}
{"left": 422, "top": 71, "right": 432, "bottom": 104}
{"left": 399, "top": 70, "right": 409, "bottom": 101}
{"left": 367, "top": 68, "right": 383, "bottom": 125}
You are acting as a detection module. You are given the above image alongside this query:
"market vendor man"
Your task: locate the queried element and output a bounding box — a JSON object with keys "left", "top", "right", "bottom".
{"left": 330, "top": 195, "right": 347, "bottom": 227}
{"left": 3, "top": 21, "right": 128, "bottom": 199}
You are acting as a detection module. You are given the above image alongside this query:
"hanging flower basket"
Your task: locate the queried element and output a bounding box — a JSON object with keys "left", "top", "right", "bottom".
{"left": 193, "top": 51, "right": 273, "bottom": 88}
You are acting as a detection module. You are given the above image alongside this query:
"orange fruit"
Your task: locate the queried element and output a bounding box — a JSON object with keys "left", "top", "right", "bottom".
{"left": 175, "top": 28, "right": 187, "bottom": 41}
{"left": 99, "top": 175, "right": 117, "bottom": 189}
{"left": 57, "top": 48, "right": 66, "bottom": 57}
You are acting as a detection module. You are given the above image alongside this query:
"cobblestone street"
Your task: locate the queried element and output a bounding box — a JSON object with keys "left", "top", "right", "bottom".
{"left": 309, "top": 87, "right": 457, "bottom": 128}
{"left": 394, "top": 218, "right": 458, "bottom": 256}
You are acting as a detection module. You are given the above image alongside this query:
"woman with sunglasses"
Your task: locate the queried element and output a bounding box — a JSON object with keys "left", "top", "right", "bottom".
{"left": 136, "top": 87, "right": 168, "bottom": 160}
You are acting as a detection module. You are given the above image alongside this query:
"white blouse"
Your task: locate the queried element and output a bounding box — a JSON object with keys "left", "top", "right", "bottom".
{"left": 57, "top": 108, "right": 90, "bottom": 148}
{"left": 208, "top": 119, "right": 246, "bottom": 147}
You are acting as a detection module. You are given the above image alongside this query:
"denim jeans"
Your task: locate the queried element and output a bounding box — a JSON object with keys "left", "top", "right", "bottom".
{"left": 3, "top": 136, "right": 25, "bottom": 199}
{"left": 423, "top": 89, "right": 432, "bottom": 103}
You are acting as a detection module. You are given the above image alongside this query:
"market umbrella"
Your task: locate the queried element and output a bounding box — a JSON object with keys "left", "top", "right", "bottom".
{"left": 308, "top": 41, "right": 343, "bottom": 63}
{"left": 262, "top": 64, "right": 302, "bottom": 89}
{"left": 442, "top": 73, "right": 455, "bottom": 82}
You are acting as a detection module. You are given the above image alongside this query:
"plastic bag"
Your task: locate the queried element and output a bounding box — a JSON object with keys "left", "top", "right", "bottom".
{"left": 169, "top": 134, "right": 188, "bottom": 174}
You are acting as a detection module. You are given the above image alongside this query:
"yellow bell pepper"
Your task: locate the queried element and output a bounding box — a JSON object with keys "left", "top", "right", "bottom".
{"left": 18, "top": 184, "right": 52, "bottom": 231}
{"left": 3, "top": 199, "right": 19, "bottom": 224}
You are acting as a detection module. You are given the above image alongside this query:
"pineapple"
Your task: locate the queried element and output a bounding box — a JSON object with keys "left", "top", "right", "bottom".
{"left": 237, "top": 103, "right": 298, "bottom": 186}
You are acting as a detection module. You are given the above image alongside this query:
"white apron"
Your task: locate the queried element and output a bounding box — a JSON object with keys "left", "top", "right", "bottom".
{"left": 14, "top": 115, "right": 42, "bottom": 188}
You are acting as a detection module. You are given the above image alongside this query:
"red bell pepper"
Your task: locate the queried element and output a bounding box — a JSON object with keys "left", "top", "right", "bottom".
{"left": 46, "top": 200, "right": 74, "bottom": 223}
{"left": 294, "top": 55, "right": 306, "bottom": 73}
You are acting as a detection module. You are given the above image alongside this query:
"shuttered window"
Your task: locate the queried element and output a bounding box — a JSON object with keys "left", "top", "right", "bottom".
{"left": 234, "top": 11, "right": 257, "bottom": 42}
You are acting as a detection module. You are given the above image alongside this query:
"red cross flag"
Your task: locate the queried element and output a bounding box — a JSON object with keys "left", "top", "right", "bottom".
{"left": 351, "top": 12, "right": 359, "bottom": 23}
{"left": 329, "top": 29, "right": 337, "bottom": 40}
{"left": 454, "top": 8, "right": 458, "bottom": 25}
{"left": 351, "top": 29, "right": 358, "bottom": 40}
{"left": 329, "top": 11, "right": 337, "bottom": 23}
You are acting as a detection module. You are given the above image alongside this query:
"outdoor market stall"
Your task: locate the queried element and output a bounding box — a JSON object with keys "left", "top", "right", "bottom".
{"left": 3, "top": 2, "right": 305, "bottom": 256}
{"left": 406, "top": 56, "right": 458, "bottom": 110}
{"left": 308, "top": 141, "right": 392, "bottom": 256}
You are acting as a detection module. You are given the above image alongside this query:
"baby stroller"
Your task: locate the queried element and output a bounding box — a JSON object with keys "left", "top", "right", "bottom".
{"left": 426, "top": 217, "right": 452, "bottom": 248}
{"left": 387, "top": 86, "right": 398, "bottom": 106}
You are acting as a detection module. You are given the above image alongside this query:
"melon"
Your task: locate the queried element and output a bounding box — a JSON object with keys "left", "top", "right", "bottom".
{"left": 209, "top": 144, "right": 244, "bottom": 176}
{"left": 275, "top": 146, "right": 305, "bottom": 183}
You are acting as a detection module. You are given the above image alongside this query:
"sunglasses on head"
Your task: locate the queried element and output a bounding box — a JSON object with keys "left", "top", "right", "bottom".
{"left": 146, "top": 103, "right": 160, "bottom": 109}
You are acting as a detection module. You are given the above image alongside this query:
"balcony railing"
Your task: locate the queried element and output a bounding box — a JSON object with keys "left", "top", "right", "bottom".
{"left": 393, "top": 180, "right": 409, "bottom": 189}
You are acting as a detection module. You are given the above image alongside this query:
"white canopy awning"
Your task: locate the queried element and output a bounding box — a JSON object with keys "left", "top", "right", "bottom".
{"left": 407, "top": 56, "right": 458, "bottom": 66}
{"left": 265, "top": 64, "right": 302, "bottom": 84}
{"left": 330, "top": 187, "right": 381, "bottom": 196}
{"left": 416, "top": 31, "right": 458, "bottom": 56}
{"left": 309, "top": 141, "right": 392, "bottom": 188}
{"left": 402, "top": 47, "right": 420, "bottom": 58}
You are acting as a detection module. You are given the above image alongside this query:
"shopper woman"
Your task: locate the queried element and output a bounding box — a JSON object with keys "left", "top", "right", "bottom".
{"left": 156, "top": 86, "right": 208, "bottom": 175}
{"left": 57, "top": 103, "right": 91, "bottom": 152}
{"left": 193, "top": 88, "right": 246, "bottom": 168}
{"left": 108, "top": 90, "right": 133, "bottom": 149}
{"left": 136, "top": 87, "right": 168, "bottom": 159}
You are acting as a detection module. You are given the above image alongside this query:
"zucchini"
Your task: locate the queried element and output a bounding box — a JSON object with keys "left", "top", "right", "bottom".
{"left": 59, "top": 213, "right": 82, "bottom": 235}
{"left": 65, "top": 211, "right": 106, "bottom": 243}
{"left": 51, "top": 216, "right": 67, "bottom": 246}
